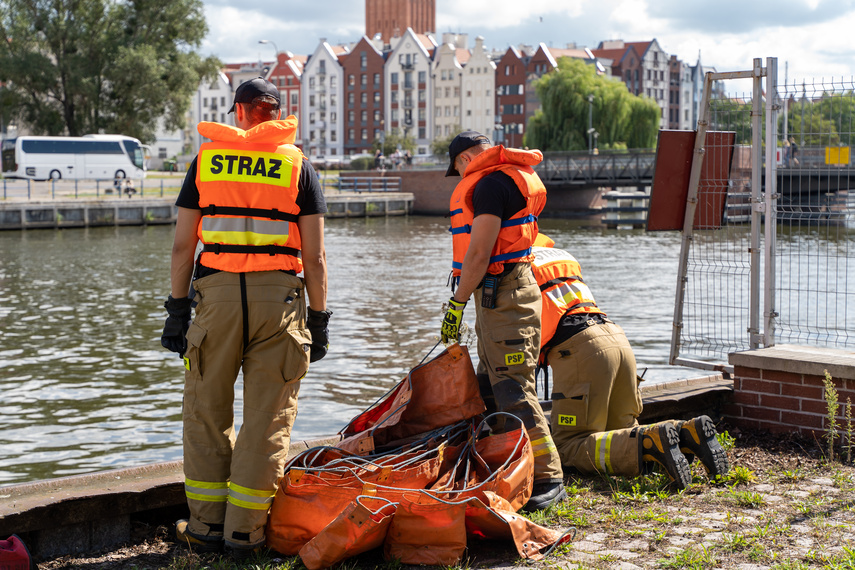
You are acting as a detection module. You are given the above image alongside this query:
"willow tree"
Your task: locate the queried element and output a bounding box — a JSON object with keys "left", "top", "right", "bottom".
{"left": 525, "top": 57, "right": 659, "bottom": 151}
{"left": 0, "top": 0, "right": 221, "bottom": 142}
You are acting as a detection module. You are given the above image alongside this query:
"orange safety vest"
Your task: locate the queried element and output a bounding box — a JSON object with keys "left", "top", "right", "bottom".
{"left": 530, "top": 246, "right": 604, "bottom": 348}
{"left": 195, "top": 118, "right": 304, "bottom": 274}
{"left": 449, "top": 145, "right": 546, "bottom": 276}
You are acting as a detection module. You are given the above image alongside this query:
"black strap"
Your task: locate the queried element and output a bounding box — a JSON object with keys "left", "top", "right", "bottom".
{"left": 539, "top": 275, "right": 582, "bottom": 292}
{"left": 201, "top": 205, "right": 299, "bottom": 223}
{"left": 203, "top": 243, "right": 300, "bottom": 257}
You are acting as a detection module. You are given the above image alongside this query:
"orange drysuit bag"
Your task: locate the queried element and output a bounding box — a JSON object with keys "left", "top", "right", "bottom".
{"left": 383, "top": 492, "right": 468, "bottom": 566}
{"left": 464, "top": 491, "right": 575, "bottom": 561}
{"left": 338, "top": 343, "right": 485, "bottom": 454}
{"left": 431, "top": 415, "right": 534, "bottom": 511}
{"left": 298, "top": 496, "right": 397, "bottom": 570}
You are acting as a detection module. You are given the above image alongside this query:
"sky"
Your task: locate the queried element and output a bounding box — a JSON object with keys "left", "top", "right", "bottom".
{"left": 199, "top": 0, "right": 855, "bottom": 94}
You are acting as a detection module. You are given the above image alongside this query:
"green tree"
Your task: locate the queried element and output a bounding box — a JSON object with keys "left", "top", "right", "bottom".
{"left": 372, "top": 128, "right": 415, "bottom": 156}
{"left": 524, "top": 57, "right": 658, "bottom": 151}
{"left": 430, "top": 124, "right": 463, "bottom": 159}
{"left": 0, "top": 0, "right": 221, "bottom": 143}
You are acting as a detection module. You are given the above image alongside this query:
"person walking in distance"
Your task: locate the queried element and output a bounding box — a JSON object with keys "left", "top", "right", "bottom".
{"left": 160, "top": 77, "right": 330, "bottom": 558}
{"left": 440, "top": 131, "right": 566, "bottom": 512}
{"left": 530, "top": 235, "right": 729, "bottom": 490}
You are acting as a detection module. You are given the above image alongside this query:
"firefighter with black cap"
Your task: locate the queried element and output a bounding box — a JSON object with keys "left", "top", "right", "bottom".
{"left": 440, "top": 131, "right": 566, "bottom": 512}
{"left": 160, "top": 77, "right": 330, "bottom": 558}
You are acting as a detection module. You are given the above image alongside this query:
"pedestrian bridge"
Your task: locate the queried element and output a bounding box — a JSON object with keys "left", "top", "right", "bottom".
{"left": 534, "top": 150, "right": 656, "bottom": 189}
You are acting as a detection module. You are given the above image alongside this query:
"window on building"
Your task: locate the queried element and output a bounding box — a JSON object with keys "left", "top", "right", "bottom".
{"left": 361, "top": 110, "right": 368, "bottom": 122}
{"left": 361, "top": 92, "right": 367, "bottom": 105}
{"left": 436, "top": 87, "right": 442, "bottom": 98}
{"left": 309, "top": 95, "right": 315, "bottom": 106}
{"left": 291, "top": 93, "right": 298, "bottom": 106}
{"left": 349, "top": 129, "right": 355, "bottom": 141}
{"left": 360, "top": 52, "right": 367, "bottom": 70}
{"left": 330, "top": 131, "right": 337, "bottom": 142}
{"left": 348, "top": 110, "right": 354, "bottom": 123}
{"left": 330, "top": 112, "right": 337, "bottom": 123}
{"left": 348, "top": 74, "right": 355, "bottom": 86}
{"left": 309, "top": 112, "right": 316, "bottom": 123}
{"left": 203, "top": 97, "right": 208, "bottom": 106}
{"left": 391, "top": 109, "right": 398, "bottom": 121}
{"left": 441, "top": 70, "right": 447, "bottom": 80}
{"left": 391, "top": 72, "right": 398, "bottom": 84}
{"left": 418, "top": 127, "right": 425, "bottom": 138}
{"left": 348, "top": 92, "right": 354, "bottom": 105}
{"left": 309, "top": 77, "right": 315, "bottom": 88}
{"left": 418, "top": 89, "right": 425, "bottom": 102}
{"left": 454, "top": 87, "right": 460, "bottom": 97}
{"left": 203, "top": 113, "right": 208, "bottom": 121}
{"left": 330, "top": 76, "right": 337, "bottom": 88}
{"left": 361, "top": 74, "right": 367, "bottom": 86}
{"left": 361, "top": 128, "right": 368, "bottom": 141}
{"left": 374, "top": 73, "right": 380, "bottom": 86}
{"left": 418, "top": 71, "right": 426, "bottom": 83}
{"left": 418, "top": 108, "right": 425, "bottom": 120}
{"left": 373, "top": 91, "right": 381, "bottom": 105}
{"left": 374, "top": 109, "right": 381, "bottom": 121}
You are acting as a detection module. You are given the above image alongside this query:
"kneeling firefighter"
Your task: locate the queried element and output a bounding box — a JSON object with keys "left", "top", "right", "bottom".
{"left": 530, "top": 235, "right": 730, "bottom": 490}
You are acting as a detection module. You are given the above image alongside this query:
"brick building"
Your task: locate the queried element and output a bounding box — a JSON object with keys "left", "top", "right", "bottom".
{"left": 366, "top": 0, "right": 435, "bottom": 44}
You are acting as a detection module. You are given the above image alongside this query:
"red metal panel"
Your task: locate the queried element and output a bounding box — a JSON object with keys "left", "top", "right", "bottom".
{"left": 647, "top": 130, "right": 735, "bottom": 231}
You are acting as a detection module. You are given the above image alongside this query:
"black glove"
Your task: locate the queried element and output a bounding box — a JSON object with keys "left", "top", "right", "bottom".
{"left": 306, "top": 308, "right": 332, "bottom": 363}
{"left": 161, "top": 295, "right": 193, "bottom": 355}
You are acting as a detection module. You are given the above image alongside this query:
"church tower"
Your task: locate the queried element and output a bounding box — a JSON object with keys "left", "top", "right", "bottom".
{"left": 365, "top": 0, "right": 436, "bottom": 43}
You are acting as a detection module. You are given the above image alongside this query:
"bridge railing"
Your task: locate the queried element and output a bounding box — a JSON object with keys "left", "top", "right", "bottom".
{"left": 535, "top": 150, "right": 657, "bottom": 186}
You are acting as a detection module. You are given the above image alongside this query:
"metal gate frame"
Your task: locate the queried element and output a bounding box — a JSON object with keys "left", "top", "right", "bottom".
{"left": 670, "top": 57, "right": 779, "bottom": 371}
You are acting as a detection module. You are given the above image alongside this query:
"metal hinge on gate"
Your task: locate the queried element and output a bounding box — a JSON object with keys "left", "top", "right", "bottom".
{"left": 752, "top": 202, "right": 766, "bottom": 213}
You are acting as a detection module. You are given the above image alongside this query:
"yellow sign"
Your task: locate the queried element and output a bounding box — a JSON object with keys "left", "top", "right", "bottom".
{"left": 825, "top": 146, "right": 850, "bottom": 166}
{"left": 504, "top": 352, "right": 525, "bottom": 366}
{"left": 199, "top": 149, "right": 295, "bottom": 187}
{"left": 557, "top": 414, "right": 577, "bottom": 426}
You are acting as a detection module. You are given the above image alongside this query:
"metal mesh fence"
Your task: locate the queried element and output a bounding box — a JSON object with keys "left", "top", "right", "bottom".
{"left": 677, "top": 94, "right": 755, "bottom": 363}
{"left": 676, "top": 67, "right": 855, "bottom": 368}
{"left": 775, "top": 78, "right": 854, "bottom": 348}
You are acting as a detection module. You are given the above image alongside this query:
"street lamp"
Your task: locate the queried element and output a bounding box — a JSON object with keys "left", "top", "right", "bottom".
{"left": 587, "top": 94, "right": 594, "bottom": 155}
{"left": 258, "top": 39, "right": 279, "bottom": 61}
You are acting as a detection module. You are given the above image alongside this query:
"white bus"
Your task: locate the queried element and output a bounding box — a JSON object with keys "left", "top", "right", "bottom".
{"left": 1, "top": 134, "right": 149, "bottom": 180}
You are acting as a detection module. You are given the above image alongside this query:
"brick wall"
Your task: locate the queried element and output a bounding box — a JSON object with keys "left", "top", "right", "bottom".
{"left": 727, "top": 345, "right": 855, "bottom": 436}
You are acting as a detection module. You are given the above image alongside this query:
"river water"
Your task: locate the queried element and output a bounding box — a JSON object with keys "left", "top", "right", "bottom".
{"left": 1, "top": 216, "right": 710, "bottom": 485}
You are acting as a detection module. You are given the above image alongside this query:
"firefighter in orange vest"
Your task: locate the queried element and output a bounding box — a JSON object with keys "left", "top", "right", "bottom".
{"left": 160, "top": 78, "right": 329, "bottom": 558}
{"left": 531, "top": 235, "right": 729, "bottom": 490}
{"left": 440, "top": 131, "right": 565, "bottom": 512}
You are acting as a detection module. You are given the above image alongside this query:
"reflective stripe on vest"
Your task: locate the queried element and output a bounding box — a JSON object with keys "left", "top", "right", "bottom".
{"left": 185, "top": 478, "right": 228, "bottom": 503}
{"left": 201, "top": 216, "right": 291, "bottom": 247}
{"left": 543, "top": 279, "right": 598, "bottom": 311}
{"left": 530, "top": 435, "right": 558, "bottom": 458}
{"left": 227, "top": 482, "right": 276, "bottom": 511}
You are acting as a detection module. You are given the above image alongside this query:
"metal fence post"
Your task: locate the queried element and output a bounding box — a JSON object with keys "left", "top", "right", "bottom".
{"left": 747, "top": 58, "right": 764, "bottom": 350}
{"left": 763, "top": 57, "right": 778, "bottom": 347}
{"left": 27, "top": 179, "right": 31, "bottom": 199}
{"left": 96, "top": 180, "right": 99, "bottom": 199}
{"left": 161, "top": 179, "right": 164, "bottom": 197}
{"left": 75, "top": 179, "right": 78, "bottom": 198}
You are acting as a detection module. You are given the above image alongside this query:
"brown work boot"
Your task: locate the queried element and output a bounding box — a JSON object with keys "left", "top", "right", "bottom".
{"left": 174, "top": 519, "right": 223, "bottom": 553}
{"left": 641, "top": 422, "right": 692, "bottom": 490}
{"left": 674, "top": 416, "right": 730, "bottom": 480}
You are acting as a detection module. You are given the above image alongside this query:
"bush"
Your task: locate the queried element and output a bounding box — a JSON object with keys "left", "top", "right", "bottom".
{"left": 350, "top": 157, "right": 374, "bottom": 171}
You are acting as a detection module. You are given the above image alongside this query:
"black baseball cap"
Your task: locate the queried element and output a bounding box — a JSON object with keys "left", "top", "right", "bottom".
{"left": 228, "top": 77, "right": 281, "bottom": 113}
{"left": 446, "top": 131, "right": 491, "bottom": 176}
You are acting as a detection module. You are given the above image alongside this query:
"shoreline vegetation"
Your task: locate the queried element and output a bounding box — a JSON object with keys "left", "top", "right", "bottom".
{"left": 39, "top": 424, "right": 855, "bottom": 570}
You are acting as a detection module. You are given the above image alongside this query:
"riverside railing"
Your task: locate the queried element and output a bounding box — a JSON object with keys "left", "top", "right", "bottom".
{"left": 535, "top": 149, "right": 657, "bottom": 188}
{"left": 670, "top": 57, "right": 854, "bottom": 373}
{"left": 1, "top": 177, "right": 184, "bottom": 201}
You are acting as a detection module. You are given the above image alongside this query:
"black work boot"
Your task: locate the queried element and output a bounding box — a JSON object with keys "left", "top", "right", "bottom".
{"left": 521, "top": 480, "right": 568, "bottom": 512}
{"left": 674, "top": 415, "right": 730, "bottom": 480}
{"left": 641, "top": 422, "right": 692, "bottom": 490}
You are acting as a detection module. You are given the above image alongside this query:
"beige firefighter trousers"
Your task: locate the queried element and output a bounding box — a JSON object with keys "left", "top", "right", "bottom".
{"left": 182, "top": 270, "right": 311, "bottom": 548}
{"left": 473, "top": 262, "right": 564, "bottom": 483}
{"left": 548, "top": 321, "right": 643, "bottom": 476}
